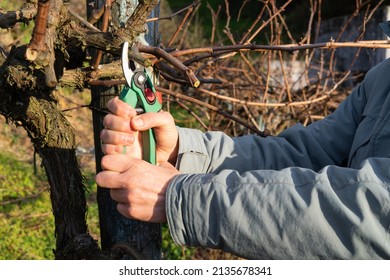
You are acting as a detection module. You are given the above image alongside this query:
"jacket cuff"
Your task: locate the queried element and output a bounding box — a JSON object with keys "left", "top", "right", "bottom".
{"left": 165, "top": 173, "right": 196, "bottom": 246}
{"left": 176, "top": 127, "right": 208, "bottom": 173}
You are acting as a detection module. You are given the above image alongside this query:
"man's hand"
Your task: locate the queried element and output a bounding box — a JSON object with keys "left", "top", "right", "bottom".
{"left": 98, "top": 97, "right": 181, "bottom": 221}
{"left": 101, "top": 97, "right": 179, "bottom": 165}
{"left": 96, "top": 154, "right": 180, "bottom": 222}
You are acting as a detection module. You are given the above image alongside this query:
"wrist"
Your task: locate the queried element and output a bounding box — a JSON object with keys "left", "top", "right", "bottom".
{"left": 168, "top": 138, "right": 179, "bottom": 166}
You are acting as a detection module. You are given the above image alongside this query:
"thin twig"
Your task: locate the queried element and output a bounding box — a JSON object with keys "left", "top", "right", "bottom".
{"left": 175, "top": 99, "right": 208, "bottom": 130}
{"left": 68, "top": 8, "right": 101, "bottom": 32}
{"left": 167, "top": 1, "right": 200, "bottom": 47}
{"left": 138, "top": 44, "right": 200, "bottom": 87}
{"left": 92, "top": 0, "right": 113, "bottom": 69}
{"left": 26, "top": 0, "right": 50, "bottom": 61}
{"left": 156, "top": 86, "right": 267, "bottom": 136}
{"left": 0, "top": 187, "right": 47, "bottom": 206}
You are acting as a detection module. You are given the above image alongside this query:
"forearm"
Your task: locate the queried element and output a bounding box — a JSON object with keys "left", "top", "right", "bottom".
{"left": 166, "top": 157, "right": 390, "bottom": 259}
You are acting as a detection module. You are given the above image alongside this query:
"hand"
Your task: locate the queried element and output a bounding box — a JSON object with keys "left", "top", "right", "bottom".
{"left": 96, "top": 154, "right": 180, "bottom": 222}
{"left": 101, "top": 97, "right": 179, "bottom": 165}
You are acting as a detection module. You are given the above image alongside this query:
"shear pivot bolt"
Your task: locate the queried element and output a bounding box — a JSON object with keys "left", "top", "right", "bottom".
{"left": 137, "top": 74, "right": 146, "bottom": 85}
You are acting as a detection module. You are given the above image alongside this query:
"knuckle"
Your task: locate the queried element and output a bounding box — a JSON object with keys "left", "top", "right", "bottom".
{"left": 103, "top": 129, "right": 130, "bottom": 145}
{"left": 141, "top": 113, "right": 153, "bottom": 124}
{"left": 117, "top": 118, "right": 131, "bottom": 132}
{"left": 102, "top": 144, "right": 118, "bottom": 155}
{"left": 160, "top": 110, "right": 172, "bottom": 119}
{"left": 108, "top": 132, "right": 121, "bottom": 144}
{"left": 107, "top": 97, "right": 119, "bottom": 113}
{"left": 103, "top": 115, "right": 130, "bottom": 132}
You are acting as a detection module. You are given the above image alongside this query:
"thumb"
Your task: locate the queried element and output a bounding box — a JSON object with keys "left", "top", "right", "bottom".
{"left": 131, "top": 111, "right": 175, "bottom": 131}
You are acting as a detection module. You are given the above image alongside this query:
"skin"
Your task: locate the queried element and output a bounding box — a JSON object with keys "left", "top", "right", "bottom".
{"left": 95, "top": 97, "right": 180, "bottom": 223}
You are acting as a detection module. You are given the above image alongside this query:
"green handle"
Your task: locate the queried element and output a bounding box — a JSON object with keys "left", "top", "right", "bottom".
{"left": 141, "top": 129, "right": 157, "bottom": 165}
{"left": 119, "top": 72, "right": 161, "bottom": 165}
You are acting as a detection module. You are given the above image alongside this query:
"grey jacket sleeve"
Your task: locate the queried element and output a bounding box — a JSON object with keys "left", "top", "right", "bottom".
{"left": 167, "top": 158, "right": 390, "bottom": 259}
{"left": 165, "top": 74, "right": 390, "bottom": 259}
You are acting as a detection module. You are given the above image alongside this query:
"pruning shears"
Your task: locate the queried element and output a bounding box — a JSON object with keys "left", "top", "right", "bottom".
{"left": 120, "top": 41, "right": 162, "bottom": 165}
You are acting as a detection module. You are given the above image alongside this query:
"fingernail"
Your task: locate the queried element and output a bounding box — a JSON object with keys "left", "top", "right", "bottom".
{"left": 132, "top": 117, "right": 144, "bottom": 127}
